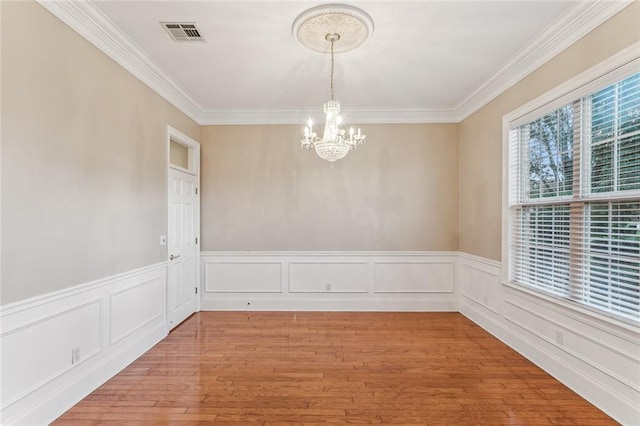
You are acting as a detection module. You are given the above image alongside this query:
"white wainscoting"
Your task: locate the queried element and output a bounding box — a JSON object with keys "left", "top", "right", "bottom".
{"left": 4, "top": 251, "right": 637, "bottom": 425}
{"left": 201, "top": 252, "right": 459, "bottom": 311}
{"left": 0, "top": 263, "right": 168, "bottom": 425}
{"left": 458, "top": 253, "right": 640, "bottom": 426}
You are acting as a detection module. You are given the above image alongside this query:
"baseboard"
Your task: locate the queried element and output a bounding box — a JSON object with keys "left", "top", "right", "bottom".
{"left": 200, "top": 251, "right": 459, "bottom": 312}
{"left": 202, "top": 298, "right": 458, "bottom": 312}
{"left": 458, "top": 253, "right": 640, "bottom": 425}
{"left": 0, "top": 263, "right": 168, "bottom": 425}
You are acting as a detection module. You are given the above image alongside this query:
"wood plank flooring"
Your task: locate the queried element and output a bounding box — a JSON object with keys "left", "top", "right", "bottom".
{"left": 53, "top": 312, "right": 617, "bottom": 425}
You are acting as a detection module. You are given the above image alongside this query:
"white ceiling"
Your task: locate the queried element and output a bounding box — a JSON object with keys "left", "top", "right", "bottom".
{"left": 43, "top": 1, "right": 629, "bottom": 123}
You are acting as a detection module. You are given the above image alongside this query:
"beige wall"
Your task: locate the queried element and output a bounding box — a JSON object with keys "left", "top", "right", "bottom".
{"left": 1, "top": 1, "right": 199, "bottom": 304}
{"left": 201, "top": 124, "right": 458, "bottom": 251}
{"left": 3, "top": 1, "right": 637, "bottom": 303}
{"left": 458, "top": 2, "right": 640, "bottom": 261}
{"left": 170, "top": 140, "right": 189, "bottom": 169}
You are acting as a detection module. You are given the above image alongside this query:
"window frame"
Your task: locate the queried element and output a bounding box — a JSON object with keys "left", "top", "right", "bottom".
{"left": 502, "top": 43, "right": 640, "bottom": 329}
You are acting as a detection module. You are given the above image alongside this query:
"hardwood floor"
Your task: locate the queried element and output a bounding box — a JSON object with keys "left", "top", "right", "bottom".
{"left": 53, "top": 312, "right": 617, "bottom": 425}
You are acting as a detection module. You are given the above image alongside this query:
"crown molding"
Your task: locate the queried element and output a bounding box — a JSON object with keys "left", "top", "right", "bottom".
{"left": 199, "top": 107, "right": 459, "bottom": 125}
{"left": 337, "top": 107, "right": 459, "bottom": 124}
{"left": 36, "top": 0, "right": 633, "bottom": 125}
{"left": 454, "top": 0, "right": 634, "bottom": 121}
{"left": 36, "top": 0, "right": 203, "bottom": 124}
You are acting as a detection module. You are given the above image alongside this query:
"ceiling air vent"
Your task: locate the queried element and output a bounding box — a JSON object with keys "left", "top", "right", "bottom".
{"left": 161, "top": 22, "right": 205, "bottom": 43}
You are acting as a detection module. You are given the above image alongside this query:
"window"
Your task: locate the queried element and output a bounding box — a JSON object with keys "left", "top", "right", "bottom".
{"left": 508, "top": 72, "right": 640, "bottom": 322}
{"left": 170, "top": 139, "right": 189, "bottom": 169}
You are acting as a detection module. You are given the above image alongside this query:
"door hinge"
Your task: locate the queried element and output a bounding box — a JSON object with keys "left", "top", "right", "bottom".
{"left": 195, "top": 237, "right": 198, "bottom": 244}
{"left": 195, "top": 187, "right": 198, "bottom": 195}
{"left": 195, "top": 287, "right": 198, "bottom": 294}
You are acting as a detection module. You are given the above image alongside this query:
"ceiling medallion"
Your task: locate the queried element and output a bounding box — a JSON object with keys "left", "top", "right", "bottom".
{"left": 292, "top": 4, "right": 374, "bottom": 53}
{"left": 293, "top": 4, "right": 374, "bottom": 162}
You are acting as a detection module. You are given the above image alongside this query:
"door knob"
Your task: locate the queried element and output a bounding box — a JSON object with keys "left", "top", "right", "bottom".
{"left": 170, "top": 254, "right": 181, "bottom": 260}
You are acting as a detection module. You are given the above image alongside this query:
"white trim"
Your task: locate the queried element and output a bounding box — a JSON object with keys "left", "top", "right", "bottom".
{"left": 167, "top": 127, "right": 200, "bottom": 178}
{"left": 204, "top": 299, "right": 458, "bottom": 312}
{"left": 168, "top": 126, "right": 200, "bottom": 174}
{"left": 35, "top": 0, "right": 202, "bottom": 124}
{"left": 13, "top": 323, "right": 167, "bottom": 426}
{"left": 455, "top": 1, "right": 634, "bottom": 121}
{"left": 458, "top": 251, "right": 502, "bottom": 269}
{"left": 169, "top": 164, "right": 195, "bottom": 176}
{"left": 461, "top": 298, "right": 640, "bottom": 426}
{"left": 204, "top": 251, "right": 459, "bottom": 257}
{"left": 0, "top": 262, "right": 165, "bottom": 317}
{"left": 503, "top": 299, "right": 640, "bottom": 394}
{"left": 166, "top": 126, "right": 201, "bottom": 318}
{"left": 35, "top": 0, "right": 633, "bottom": 125}
{"left": 0, "top": 299, "right": 104, "bottom": 411}
{"left": 501, "top": 115, "right": 511, "bottom": 285}
{"left": 458, "top": 253, "right": 640, "bottom": 426}
{"left": 108, "top": 277, "right": 164, "bottom": 345}
{"left": 502, "top": 281, "right": 640, "bottom": 334}
{"left": 505, "top": 42, "right": 640, "bottom": 127}
{"left": 198, "top": 107, "right": 459, "bottom": 125}
{"left": 0, "top": 263, "right": 168, "bottom": 425}
{"left": 0, "top": 0, "right": 3, "bottom": 311}
{"left": 200, "top": 251, "right": 458, "bottom": 312}
{"left": 2, "top": 252, "right": 638, "bottom": 425}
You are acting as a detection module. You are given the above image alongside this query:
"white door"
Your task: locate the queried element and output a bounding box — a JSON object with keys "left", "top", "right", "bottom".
{"left": 167, "top": 167, "right": 198, "bottom": 329}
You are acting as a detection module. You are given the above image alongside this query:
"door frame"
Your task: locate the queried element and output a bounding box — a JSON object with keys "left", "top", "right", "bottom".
{"left": 166, "top": 125, "right": 201, "bottom": 323}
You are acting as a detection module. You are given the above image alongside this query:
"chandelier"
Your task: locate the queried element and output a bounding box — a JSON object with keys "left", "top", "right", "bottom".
{"left": 293, "top": 5, "right": 374, "bottom": 162}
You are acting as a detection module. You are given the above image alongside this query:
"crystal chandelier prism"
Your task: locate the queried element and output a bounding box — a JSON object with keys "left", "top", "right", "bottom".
{"left": 293, "top": 5, "right": 373, "bottom": 162}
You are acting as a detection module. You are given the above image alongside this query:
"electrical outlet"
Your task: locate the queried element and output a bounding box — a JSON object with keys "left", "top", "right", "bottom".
{"left": 159, "top": 235, "right": 167, "bottom": 246}
{"left": 325, "top": 283, "right": 331, "bottom": 291}
{"left": 555, "top": 330, "right": 564, "bottom": 345}
{"left": 71, "top": 347, "right": 80, "bottom": 364}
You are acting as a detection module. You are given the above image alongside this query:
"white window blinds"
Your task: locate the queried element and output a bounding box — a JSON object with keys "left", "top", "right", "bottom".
{"left": 509, "top": 72, "right": 640, "bottom": 322}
